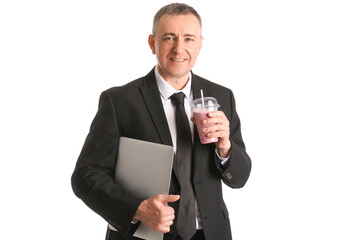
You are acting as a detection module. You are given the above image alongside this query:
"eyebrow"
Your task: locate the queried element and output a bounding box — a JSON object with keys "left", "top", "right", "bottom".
{"left": 161, "top": 33, "right": 198, "bottom": 38}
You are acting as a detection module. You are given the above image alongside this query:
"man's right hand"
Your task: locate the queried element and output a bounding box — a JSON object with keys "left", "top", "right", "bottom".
{"left": 134, "top": 194, "right": 180, "bottom": 233}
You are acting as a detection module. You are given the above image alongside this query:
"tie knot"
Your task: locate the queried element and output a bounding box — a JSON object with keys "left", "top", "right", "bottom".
{"left": 170, "top": 92, "right": 186, "bottom": 108}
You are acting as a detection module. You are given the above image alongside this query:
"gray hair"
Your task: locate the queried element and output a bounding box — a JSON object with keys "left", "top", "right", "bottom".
{"left": 152, "top": 3, "right": 202, "bottom": 35}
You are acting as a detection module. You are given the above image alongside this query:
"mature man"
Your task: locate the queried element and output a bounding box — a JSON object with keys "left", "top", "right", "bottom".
{"left": 71, "top": 3, "right": 251, "bottom": 240}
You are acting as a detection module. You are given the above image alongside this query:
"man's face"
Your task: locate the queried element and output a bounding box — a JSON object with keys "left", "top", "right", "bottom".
{"left": 148, "top": 14, "right": 203, "bottom": 83}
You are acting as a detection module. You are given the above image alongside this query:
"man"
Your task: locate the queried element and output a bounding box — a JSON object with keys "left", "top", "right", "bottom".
{"left": 71, "top": 3, "right": 251, "bottom": 240}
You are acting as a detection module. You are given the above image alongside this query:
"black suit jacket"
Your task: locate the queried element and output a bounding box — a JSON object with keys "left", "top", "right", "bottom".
{"left": 71, "top": 68, "right": 251, "bottom": 240}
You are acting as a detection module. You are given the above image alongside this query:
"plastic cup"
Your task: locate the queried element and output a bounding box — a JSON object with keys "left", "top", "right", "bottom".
{"left": 192, "top": 97, "right": 220, "bottom": 144}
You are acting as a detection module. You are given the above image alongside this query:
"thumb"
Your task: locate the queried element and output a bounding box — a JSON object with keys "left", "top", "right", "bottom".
{"left": 159, "top": 194, "right": 180, "bottom": 204}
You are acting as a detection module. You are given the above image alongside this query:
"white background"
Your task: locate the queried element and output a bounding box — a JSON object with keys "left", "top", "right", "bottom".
{"left": 1, "top": 0, "right": 359, "bottom": 239}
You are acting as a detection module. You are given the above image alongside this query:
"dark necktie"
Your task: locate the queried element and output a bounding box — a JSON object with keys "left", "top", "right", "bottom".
{"left": 170, "top": 92, "right": 196, "bottom": 240}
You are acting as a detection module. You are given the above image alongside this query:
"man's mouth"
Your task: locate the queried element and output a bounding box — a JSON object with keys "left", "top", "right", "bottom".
{"left": 170, "top": 58, "right": 186, "bottom": 62}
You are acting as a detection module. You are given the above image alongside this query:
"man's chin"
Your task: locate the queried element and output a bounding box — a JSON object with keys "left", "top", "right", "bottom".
{"left": 162, "top": 69, "right": 190, "bottom": 79}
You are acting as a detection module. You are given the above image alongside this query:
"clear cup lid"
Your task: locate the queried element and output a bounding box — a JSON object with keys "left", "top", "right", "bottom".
{"left": 192, "top": 97, "right": 220, "bottom": 110}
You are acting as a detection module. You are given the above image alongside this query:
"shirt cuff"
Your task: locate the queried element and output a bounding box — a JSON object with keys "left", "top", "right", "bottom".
{"left": 131, "top": 219, "right": 139, "bottom": 224}
{"left": 215, "top": 148, "right": 230, "bottom": 166}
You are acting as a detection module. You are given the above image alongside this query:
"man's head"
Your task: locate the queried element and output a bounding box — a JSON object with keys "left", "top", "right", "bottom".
{"left": 152, "top": 3, "right": 202, "bottom": 36}
{"left": 149, "top": 3, "right": 203, "bottom": 87}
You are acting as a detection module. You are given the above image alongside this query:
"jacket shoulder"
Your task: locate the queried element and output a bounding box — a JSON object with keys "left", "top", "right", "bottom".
{"left": 103, "top": 68, "right": 156, "bottom": 97}
{"left": 104, "top": 77, "right": 145, "bottom": 96}
{"left": 193, "top": 73, "right": 232, "bottom": 94}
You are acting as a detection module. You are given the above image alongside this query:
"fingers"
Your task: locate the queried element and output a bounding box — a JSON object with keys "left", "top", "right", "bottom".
{"left": 201, "top": 111, "right": 229, "bottom": 138}
{"left": 157, "top": 194, "right": 180, "bottom": 204}
{"left": 203, "top": 111, "right": 229, "bottom": 125}
{"left": 157, "top": 209, "right": 176, "bottom": 223}
{"left": 151, "top": 215, "right": 174, "bottom": 233}
{"left": 199, "top": 111, "right": 231, "bottom": 157}
{"left": 135, "top": 195, "right": 178, "bottom": 233}
{"left": 202, "top": 122, "right": 229, "bottom": 135}
{"left": 154, "top": 206, "right": 176, "bottom": 233}
{"left": 154, "top": 220, "right": 174, "bottom": 233}
{"left": 151, "top": 206, "right": 176, "bottom": 233}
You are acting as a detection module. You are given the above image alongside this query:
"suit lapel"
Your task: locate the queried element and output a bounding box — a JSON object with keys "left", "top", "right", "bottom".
{"left": 138, "top": 69, "right": 173, "bottom": 147}
{"left": 139, "top": 69, "right": 180, "bottom": 180}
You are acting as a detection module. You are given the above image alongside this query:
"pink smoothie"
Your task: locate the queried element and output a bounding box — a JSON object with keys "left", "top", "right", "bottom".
{"left": 193, "top": 109, "right": 218, "bottom": 144}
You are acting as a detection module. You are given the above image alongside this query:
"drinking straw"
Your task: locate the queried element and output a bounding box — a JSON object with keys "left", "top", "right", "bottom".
{"left": 200, "top": 89, "right": 205, "bottom": 109}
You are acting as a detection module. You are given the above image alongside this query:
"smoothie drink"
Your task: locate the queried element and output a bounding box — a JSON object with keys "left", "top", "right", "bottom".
{"left": 192, "top": 97, "right": 220, "bottom": 144}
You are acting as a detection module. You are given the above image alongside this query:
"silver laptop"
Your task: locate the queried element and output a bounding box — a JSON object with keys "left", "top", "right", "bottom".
{"left": 109, "top": 137, "right": 174, "bottom": 240}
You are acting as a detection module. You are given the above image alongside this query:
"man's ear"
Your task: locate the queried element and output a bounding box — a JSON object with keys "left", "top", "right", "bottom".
{"left": 199, "top": 35, "right": 204, "bottom": 51}
{"left": 148, "top": 35, "right": 156, "bottom": 54}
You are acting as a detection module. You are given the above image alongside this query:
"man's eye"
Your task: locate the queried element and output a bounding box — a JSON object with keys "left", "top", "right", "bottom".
{"left": 165, "top": 37, "right": 174, "bottom": 40}
{"left": 186, "top": 38, "right": 194, "bottom": 41}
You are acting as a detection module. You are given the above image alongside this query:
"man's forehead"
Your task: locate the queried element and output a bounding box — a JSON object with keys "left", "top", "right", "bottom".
{"left": 157, "top": 14, "right": 201, "bottom": 34}
{"left": 158, "top": 14, "right": 201, "bottom": 27}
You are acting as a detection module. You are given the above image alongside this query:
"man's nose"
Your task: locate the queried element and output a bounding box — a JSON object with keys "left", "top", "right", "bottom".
{"left": 173, "top": 39, "right": 184, "bottom": 54}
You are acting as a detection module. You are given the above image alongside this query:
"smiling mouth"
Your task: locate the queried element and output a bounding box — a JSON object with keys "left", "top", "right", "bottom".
{"left": 170, "top": 58, "right": 186, "bottom": 62}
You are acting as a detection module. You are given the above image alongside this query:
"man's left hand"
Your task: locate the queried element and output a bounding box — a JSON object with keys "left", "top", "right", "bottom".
{"left": 191, "top": 111, "right": 231, "bottom": 158}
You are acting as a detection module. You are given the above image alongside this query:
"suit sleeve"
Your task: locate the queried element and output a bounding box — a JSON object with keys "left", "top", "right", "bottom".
{"left": 219, "top": 89, "right": 252, "bottom": 188}
{"left": 71, "top": 91, "right": 142, "bottom": 239}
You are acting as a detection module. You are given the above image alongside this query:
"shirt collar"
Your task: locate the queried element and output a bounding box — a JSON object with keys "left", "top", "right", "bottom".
{"left": 155, "top": 66, "right": 192, "bottom": 101}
